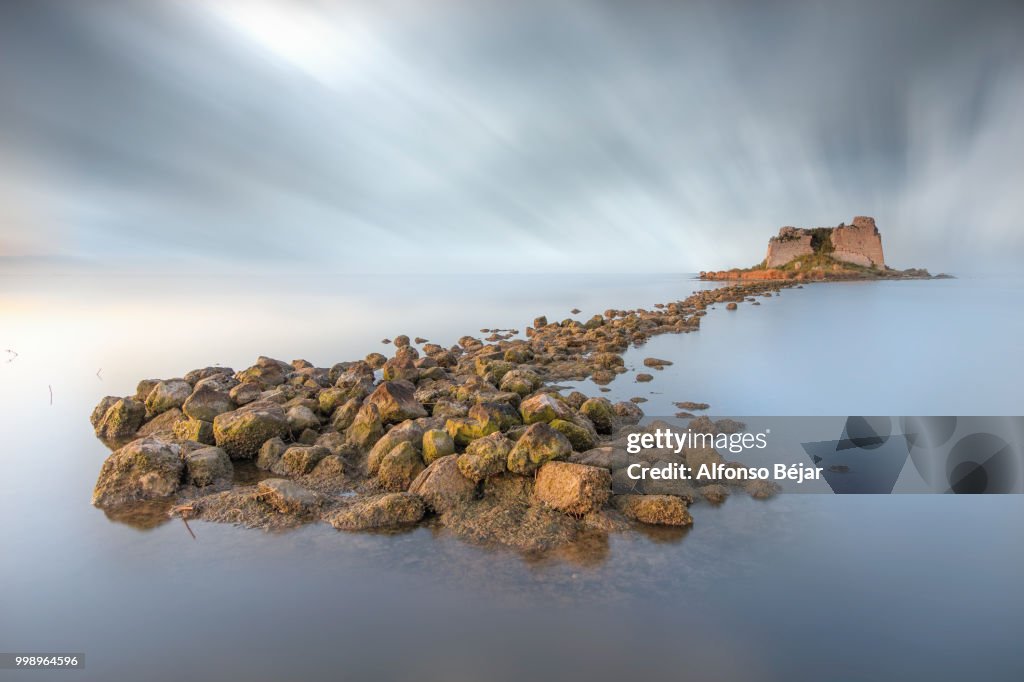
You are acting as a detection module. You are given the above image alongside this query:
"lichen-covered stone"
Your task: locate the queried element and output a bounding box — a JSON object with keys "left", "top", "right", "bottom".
{"left": 579, "top": 397, "right": 615, "bottom": 434}
{"left": 173, "top": 417, "right": 214, "bottom": 445}
{"left": 422, "top": 428, "right": 455, "bottom": 465}
{"left": 507, "top": 422, "right": 572, "bottom": 475}
{"left": 457, "top": 432, "right": 512, "bottom": 482}
{"left": 327, "top": 493, "right": 425, "bottom": 530}
{"left": 346, "top": 403, "right": 384, "bottom": 450}
{"left": 409, "top": 455, "right": 476, "bottom": 513}
{"left": 212, "top": 402, "right": 290, "bottom": 459}
{"left": 94, "top": 397, "right": 146, "bottom": 444}
{"left": 367, "top": 420, "right": 424, "bottom": 475}
{"left": 367, "top": 381, "right": 427, "bottom": 423}
{"left": 92, "top": 438, "right": 183, "bottom": 506}
{"left": 145, "top": 379, "right": 192, "bottom": 415}
{"left": 271, "top": 445, "right": 329, "bottom": 476}
{"left": 519, "top": 393, "right": 573, "bottom": 425}
{"left": 185, "top": 446, "right": 233, "bottom": 487}
{"left": 613, "top": 494, "right": 693, "bottom": 526}
{"left": 378, "top": 441, "right": 425, "bottom": 492}
{"left": 258, "top": 478, "right": 319, "bottom": 515}
{"left": 549, "top": 418, "right": 596, "bottom": 451}
{"left": 182, "top": 384, "right": 233, "bottom": 422}
{"left": 256, "top": 436, "right": 287, "bottom": 471}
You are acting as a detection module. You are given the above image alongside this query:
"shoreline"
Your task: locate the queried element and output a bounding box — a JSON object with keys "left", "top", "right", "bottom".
{"left": 90, "top": 278, "right": 804, "bottom": 554}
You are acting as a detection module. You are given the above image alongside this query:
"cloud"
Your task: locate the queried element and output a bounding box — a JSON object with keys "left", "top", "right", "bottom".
{"left": 1, "top": 0, "right": 1022, "bottom": 273}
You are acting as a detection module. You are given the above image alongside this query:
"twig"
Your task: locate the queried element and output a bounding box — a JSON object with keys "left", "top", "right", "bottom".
{"left": 48, "top": 384, "right": 53, "bottom": 405}
{"left": 4, "top": 349, "right": 17, "bottom": 363}
{"left": 181, "top": 517, "right": 196, "bottom": 540}
{"left": 96, "top": 368, "right": 103, "bottom": 380}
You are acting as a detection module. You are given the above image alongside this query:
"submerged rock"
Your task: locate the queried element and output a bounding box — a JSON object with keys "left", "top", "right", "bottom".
{"left": 92, "top": 438, "right": 183, "bottom": 506}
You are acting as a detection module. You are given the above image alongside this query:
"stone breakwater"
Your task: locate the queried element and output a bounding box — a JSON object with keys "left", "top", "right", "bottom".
{"left": 90, "top": 280, "right": 789, "bottom": 554}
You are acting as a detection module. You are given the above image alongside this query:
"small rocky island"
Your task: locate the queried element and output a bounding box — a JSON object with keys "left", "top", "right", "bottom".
{"left": 701, "top": 216, "right": 949, "bottom": 281}
{"left": 90, "top": 281, "right": 788, "bottom": 556}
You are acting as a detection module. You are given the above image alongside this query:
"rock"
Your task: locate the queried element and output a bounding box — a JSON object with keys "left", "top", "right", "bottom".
{"left": 346, "top": 404, "right": 384, "bottom": 451}
{"left": 136, "top": 407, "right": 187, "bottom": 438}
{"left": 507, "top": 422, "right": 572, "bottom": 475}
{"left": 613, "top": 494, "right": 693, "bottom": 526}
{"left": 482, "top": 473, "right": 535, "bottom": 504}
{"left": 94, "top": 397, "right": 146, "bottom": 444}
{"left": 256, "top": 437, "right": 287, "bottom": 471}
{"left": 184, "top": 366, "right": 234, "bottom": 385}
{"left": 134, "top": 379, "right": 160, "bottom": 402}
{"left": 409, "top": 455, "right": 476, "bottom": 513}
{"left": 327, "top": 493, "right": 425, "bottom": 530}
{"left": 90, "top": 396, "right": 120, "bottom": 429}
{"left": 367, "top": 420, "right": 424, "bottom": 475}
{"left": 674, "top": 401, "right": 710, "bottom": 411}
{"left": 726, "top": 302, "right": 738, "bottom": 310}
{"left": 457, "top": 432, "right": 512, "bottom": 482}
{"left": 519, "top": 393, "right": 573, "bottom": 425}
{"left": 643, "top": 358, "right": 673, "bottom": 368}
{"left": 747, "top": 479, "right": 781, "bottom": 499}
{"left": 422, "top": 429, "right": 455, "bottom": 465}
{"left": 378, "top": 441, "right": 425, "bottom": 492}
{"left": 469, "top": 402, "right": 521, "bottom": 432}
{"left": 499, "top": 368, "right": 541, "bottom": 396}
{"left": 331, "top": 397, "right": 362, "bottom": 431}
{"left": 212, "top": 402, "right": 290, "bottom": 459}
{"left": 613, "top": 401, "right": 643, "bottom": 424}
{"left": 685, "top": 447, "right": 726, "bottom": 482}
{"left": 393, "top": 334, "right": 410, "bottom": 348}
{"left": 173, "top": 417, "right": 215, "bottom": 445}
{"left": 534, "top": 461, "right": 611, "bottom": 515}
{"left": 366, "top": 381, "right": 427, "bottom": 423}
{"left": 257, "top": 479, "right": 319, "bottom": 515}
{"left": 145, "top": 379, "right": 192, "bottom": 415}
{"left": 310, "top": 454, "right": 346, "bottom": 481}
{"left": 271, "top": 445, "right": 329, "bottom": 476}
{"left": 92, "top": 438, "right": 184, "bottom": 506}
{"left": 636, "top": 373, "right": 654, "bottom": 383}
{"left": 579, "top": 397, "right": 615, "bottom": 434}
{"left": 235, "top": 358, "right": 287, "bottom": 388}
{"left": 549, "top": 418, "right": 596, "bottom": 451}
{"left": 185, "top": 446, "right": 233, "bottom": 487}
{"left": 229, "top": 382, "right": 262, "bottom": 406}
{"left": 286, "top": 405, "right": 319, "bottom": 433}
{"left": 701, "top": 484, "right": 729, "bottom": 504}
{"left": 364, "top": 352, "right": 387, "bottom": 369}
{"left": 570, "top": 446, "right": 631, "bottom": 470}
{"left": 533, "top": 315, "right": 548, "bottom": 328}
{"left": 445, "top": 416, "right": 497, "bottom": 447}
{"left": 182, "top": 384, "right": 233, "bottom": 422}
{"left": 317, "top": 388, "right": 347, "bottom": 416}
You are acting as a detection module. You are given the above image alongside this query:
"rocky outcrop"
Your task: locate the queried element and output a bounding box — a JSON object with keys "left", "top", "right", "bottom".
{"left": 765, "top": 216, "right": 884, "bottom": 269}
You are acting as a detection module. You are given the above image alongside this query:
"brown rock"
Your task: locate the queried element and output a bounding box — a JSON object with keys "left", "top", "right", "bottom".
{"left": 327, "top": 493, "right": 425, "bottom": 530}
{"left": 409, "top": 455, "right": 477, "bottom": 513}
{"left": 534, "top": 461, "right": 611, "bottom": 515}
{"left": 613, "top": 494, "right": 693, "bottom": 526}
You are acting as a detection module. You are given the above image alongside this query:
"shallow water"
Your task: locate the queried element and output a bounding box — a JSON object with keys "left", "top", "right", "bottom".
{"left": 1, "top": 272, "right": 1022, "bottom": 681}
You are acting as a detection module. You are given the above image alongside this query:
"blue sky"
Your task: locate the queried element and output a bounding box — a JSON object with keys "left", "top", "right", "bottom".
{"left": 1, "top": 0, "right": 1022, "bottom": 273}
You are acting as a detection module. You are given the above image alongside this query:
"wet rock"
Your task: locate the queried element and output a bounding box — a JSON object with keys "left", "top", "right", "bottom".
{"left": 229, "top": 382, "right": 262, "bottom": 406}
{"left": 409, "top": 455, "right": 476, "bottom": 513}
{"left": 422, "top": 428, "right": 456, "bottom": 465}
{"left": 144, "top": 379, "right": 193, "bottom": 415}
{"left": 457, "top": 432, "right": 512, "bottom": 482}
{"left": 579, "top": 397, "right": 615, "bottom": 434}
{"left": 378, "top": 441, "right": 425, "bottom": 492}
{"left": 286, "top": 405, "right": 319, "bottom": 433}
{"left": 507, "top": 422, "right": 572, "bottom": 475}
{"left": 519, "top": 392, "right": 573, "bottom": 425}
{"left": 257, "top": 479, "right": 319, "bottom": 515}
{"left": 549, "top": 418, "right": 596, "bottom": 451}
{"left": 181, "top": 384, "right": 233, "bottom": 422}
{"left": 92, "top": 438, "right": 184, "bottom": 506}
{"left": 635, "top": 373, "right": 654, "bottom": 383}
{"left": 674, "top": 401, "right": 710, "bottom": 411}
{"left": 185, "top": 446, "right": 233, "bottom": 487}
{"left": 328, "top": 493, "right": 425, "bottom": 531}
{"left": 534, "top": 461, "right": 611, "bottom": 515}
{"left": 643, "top": 358, "right": 673, "bottom": 368}
{"left": 367, "top": 420, "right": 424, "bottom": 475}
{"left": 272, "top": 445, "right": 329, "bottom": 476}
{"left": 366, "top": 381, "right": 427, "bottom": 424}
{"left": 613, "top": 494, "right": 693, "bottom": 526}
{"left": 256, "top": 436, "right": 287, "bottom": 471}
{"left": 726, "top": 302, "right": 738, "bottom": 310}
{"left": 95, "top": 397, "right": 146, "bottom": 444}
{"left": 174, "top": 417, "right": 214, "bottom": 445}
{"left": 213, "top": 402, "right": 290, "bottom": 459}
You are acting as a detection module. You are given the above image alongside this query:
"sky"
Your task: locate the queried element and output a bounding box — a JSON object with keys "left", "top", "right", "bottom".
{"left": 1, "top": 0, "right": 1022, "bottom": 274}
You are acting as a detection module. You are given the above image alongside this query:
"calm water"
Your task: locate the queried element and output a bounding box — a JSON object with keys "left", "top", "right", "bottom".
{"left": 1, "top": 272, "right": 1022, "bottom": 681}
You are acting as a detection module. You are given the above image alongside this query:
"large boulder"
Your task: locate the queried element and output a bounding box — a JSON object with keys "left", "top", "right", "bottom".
{"left": 257, "top": 479, "right": 319, "bottom": 515}
{"left": 94, "top": 397, "right": 146, "bottom": 444}
{"left": 213, "top": 402, "right": 290, "bottom": 459}
{"left": 519, "top": 393, "right": 574, "bottom": 425}
{"left": 286, "top": 405, "right": 320, "bottom": 433}
{"left": 90, "top": 396, "right": 120, "bottom": 429}
{"left": 534, "top": 461, "right": 611, "bottom": 515}
{"left": 327, "top": 493, "right": 425, "bottom": 530}
{"left": 457, "top": 432, "right": 512, "bottom": 482}
{"left": 377, "top": 441, "right": 425, "bottom": 492}
{"left": 409, "top": 455, "right": 477, "bottom": 513}
{"left": 182, "top": 384, "right": 233, "bottom": 422}
{"left": 366, "top": 381, "right": 427, "bottom": 423}
{"left": 549, "top": 418, "right": 596, "bottom": 451}
{"left": 92, "top": 438, "right": 183, "bottom": 506}
{"left": 228, "top": 382, "right": 262, "bottom": 406}
{"left": 613, "top": 494, "right": 693, "bottom": 526}
{"left": 346, "top": 403, "right": 384, "bottom": 450}
{"left": 184, "top": 446, "right": 233, "bottom": 487}
{"left": 507, "top": 422, "right": 572, "bottom": 475}
{"left": 579, "top": 397, "right": 615, "bottom": 434}
{"left": 145, "top": 379, "right": 192, "bottom": 415}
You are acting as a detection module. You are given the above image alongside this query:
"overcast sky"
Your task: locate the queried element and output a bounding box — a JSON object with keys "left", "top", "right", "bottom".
{"left": 1, "top": 0, "right": 1022, "bottom": 273}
